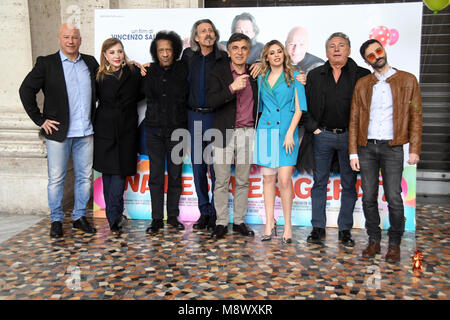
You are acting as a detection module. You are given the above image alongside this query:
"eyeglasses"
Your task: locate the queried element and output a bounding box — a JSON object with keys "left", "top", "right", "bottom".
{"left": 366, "top": 47, "right": 384, "bottom": 62}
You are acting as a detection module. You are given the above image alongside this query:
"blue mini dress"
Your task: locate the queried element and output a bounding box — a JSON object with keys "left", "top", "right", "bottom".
{"left": 253, "top": 70, "right": 307, "bottom": 168}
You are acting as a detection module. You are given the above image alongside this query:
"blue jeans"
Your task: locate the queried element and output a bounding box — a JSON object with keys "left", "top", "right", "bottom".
{"left": 45, "top": 136, "right": 93, "bottom": 222}
{"left": 311, "top": 131, "right": 356, "bottom": 230}
{"left": 358, "top": 142, "right": 404, "bottom": 245}
{"left": 187, "top": 110, "right": 215, "bottom": 215}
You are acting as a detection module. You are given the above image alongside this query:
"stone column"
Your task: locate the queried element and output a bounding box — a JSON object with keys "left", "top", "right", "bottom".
{"left": 0, "top": 0, "right": 49, "bottom": 214}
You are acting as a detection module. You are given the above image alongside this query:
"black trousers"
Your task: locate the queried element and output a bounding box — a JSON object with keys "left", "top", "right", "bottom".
{"left": 358, "top": 142, "right": 405, "bottom": 245}
{"left": 102, "top": 174, "right": 126, "bottom": 228}
{"left": 145, "top": 126, "right": 183, "bottom": 220}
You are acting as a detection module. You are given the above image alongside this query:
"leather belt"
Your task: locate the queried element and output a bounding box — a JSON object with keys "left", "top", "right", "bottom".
{"left": 367, "top": 139, "right": 390, "bottom": 144}
{"left": 187, "top": 106, "right": 214, "bottom": 114}
{"left": 321, "top": 127, "right": 347, "bottom": 134}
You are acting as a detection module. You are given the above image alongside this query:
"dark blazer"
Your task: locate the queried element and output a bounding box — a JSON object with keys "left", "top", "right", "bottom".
{"left": 207, "top": 61, "right": 258, "bottom": 148}
{"left": 93, "top": 65, "right": 143, "bottom": 176}
{"left": 19, "top": 51, "right": 99, "bottom": 142}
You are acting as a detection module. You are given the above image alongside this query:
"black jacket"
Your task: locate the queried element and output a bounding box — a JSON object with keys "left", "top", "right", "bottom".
{"left": 207, "top": 62, "right": 258, "bottom": 148}
{"left": 19, "top": 51, "right": 99, "bottom": 142}
{"left": 297, "top": 58, "right": 370, "bottom": 173}
{"left": 181, "top": 46, "right": 229, "bottom": 109}
{"left": 93, "top": 65, "right": 143, "bottom": 176}
{"left": 142, "top": 60, "right": 189, "bottom": 129}
{"left": 304, "top": 58, "right": 370, "bottom": 133}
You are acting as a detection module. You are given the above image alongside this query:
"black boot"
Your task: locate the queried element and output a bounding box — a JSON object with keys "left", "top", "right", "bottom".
{"left": 207, "top": 213, "right": 216, "bottom": 231}
{"left": 193, "top": 214, "right": 209, "bottom": 230}
{"left": 146, "top": 219, "right": 164, "bottom": 234}
{"left": 167, "top": 217, "right": 185, "bottom": 230}
{"left": 338, "top": 230, "right": 355, "bottom": 247}
{"left": 306, "top": 227, "right": 326, "bottom": 244}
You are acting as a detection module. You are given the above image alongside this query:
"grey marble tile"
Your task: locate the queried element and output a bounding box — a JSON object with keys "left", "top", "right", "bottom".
{"left": 0, "top": 213, "right": 45, "bottom": 244}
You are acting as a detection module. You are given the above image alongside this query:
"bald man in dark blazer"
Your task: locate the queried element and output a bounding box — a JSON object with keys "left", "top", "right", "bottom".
{"left": 19, "top": 24, "right": 99, "bottom": 238}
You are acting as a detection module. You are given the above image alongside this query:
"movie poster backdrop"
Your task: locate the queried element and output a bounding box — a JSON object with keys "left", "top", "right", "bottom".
{"left": 93, "top": 3, "right": 422, "bottom": 230}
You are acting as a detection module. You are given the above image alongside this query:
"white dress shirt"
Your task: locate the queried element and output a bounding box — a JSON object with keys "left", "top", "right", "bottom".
{"left": 350, "top": 67, "right": 396, "bottom": 160}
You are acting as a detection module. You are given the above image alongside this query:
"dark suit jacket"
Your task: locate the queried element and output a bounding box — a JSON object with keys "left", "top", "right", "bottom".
{"left": 19, "top": 51, "right": 99, "bottom": 142}
{"left": 207, "top": 61, "right": 258, "bottom": 148}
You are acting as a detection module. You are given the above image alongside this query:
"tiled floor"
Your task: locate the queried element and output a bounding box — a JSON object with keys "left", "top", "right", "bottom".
{"left": 0, "top": 213, "right": 44, "bottom": 244}
{"left": 0, "top": 204, "right": 448, "bottom": 300}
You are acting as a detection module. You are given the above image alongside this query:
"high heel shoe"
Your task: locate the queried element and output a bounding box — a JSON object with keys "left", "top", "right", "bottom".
{"left": 282, "top": 224, "right": 292, "bottom": 244}
{"left": 261, "top": 219, "right": 277, "bottom": 242}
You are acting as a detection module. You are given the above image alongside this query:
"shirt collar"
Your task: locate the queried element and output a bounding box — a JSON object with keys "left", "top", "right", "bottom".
{"left": 230, "top": 62, "right": 246, "bottom": 75}
{"left": 375, "top": 67, "right": 396, "bottom": 82}
{"left": 59, "top": 50, "right": 81, "bottom": 62}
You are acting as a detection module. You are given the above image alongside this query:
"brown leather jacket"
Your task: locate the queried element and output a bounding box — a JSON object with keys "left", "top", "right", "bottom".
{"left": 348, "top": 69, "right": 422, "bottom": 155}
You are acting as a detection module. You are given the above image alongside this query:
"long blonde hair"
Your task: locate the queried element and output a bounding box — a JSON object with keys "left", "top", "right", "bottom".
{"left": 96, "top": 37, "right": 133, "bottom": 81}
{"left": 260, "top": 40, "right": 294, "bottom": 86}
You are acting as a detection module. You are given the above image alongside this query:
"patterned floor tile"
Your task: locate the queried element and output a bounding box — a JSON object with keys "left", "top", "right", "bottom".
{"left": 0, "top": 204, "right": 448, "bottom": 300}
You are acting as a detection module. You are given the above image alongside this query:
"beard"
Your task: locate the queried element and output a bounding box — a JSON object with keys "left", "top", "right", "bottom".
{"left": 371, "top": 56, "right": 387, "bottom": 70}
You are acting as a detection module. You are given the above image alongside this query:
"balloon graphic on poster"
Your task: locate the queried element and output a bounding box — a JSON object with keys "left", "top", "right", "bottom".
{"left": 369, "top": 26, "right": 391, "bottom": 46}
{"left": 389, "top": 28, "right": 399, "bottom": 45}
{"left": 369, "top": 25, "right": 400, "bottom": 46}
{"left": 93, "top": 176, "right": 106, "bottom": 208}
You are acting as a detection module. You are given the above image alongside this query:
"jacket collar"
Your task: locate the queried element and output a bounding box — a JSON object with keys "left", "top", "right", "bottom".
{"left": 108, "top": 64, "right": 131, "bottom": 91}
{"left": 367, "top": 67, "right": 399, "bottom": 85}
{"left": 59, "top": 50, "right": 82, "bottom": 63}
{"left": 375, "top": 67, "right": 396, "bottom": 80}
{"left": 152, "top": 60, "right": 176, "bottom": 72}
{"left": 194, "top": 44, "right": 225, "bottom": 61}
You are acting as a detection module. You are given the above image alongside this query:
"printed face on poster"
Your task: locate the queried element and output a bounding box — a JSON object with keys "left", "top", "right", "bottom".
{"left": 93, "top": 3, "right": 422, "bottom": 230}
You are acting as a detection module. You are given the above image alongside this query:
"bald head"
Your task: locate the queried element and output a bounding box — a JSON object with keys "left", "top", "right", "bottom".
{"left": 59, "top": 23, "right": 80, "bottom": 36}
{"left": 58, "top": 24, "right": 81, "bottom": 61}
{"left": 285, "top": 26, "right": 309, "bottom": 64}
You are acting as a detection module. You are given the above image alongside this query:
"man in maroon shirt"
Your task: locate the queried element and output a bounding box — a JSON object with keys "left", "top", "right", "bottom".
{"left": 207, "top": 33, "right": 259, "bottom": 239}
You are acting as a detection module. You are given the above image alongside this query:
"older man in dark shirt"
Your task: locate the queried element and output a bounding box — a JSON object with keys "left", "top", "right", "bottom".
{"left": 305, "top": 32, "right": 370, "bottom": 247}
{"left": 143, "top": 31, "right": 189, "bottom": 234}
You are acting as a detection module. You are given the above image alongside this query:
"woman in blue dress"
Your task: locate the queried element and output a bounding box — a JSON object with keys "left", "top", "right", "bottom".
{"left": 254, "top": 40, "right": 307, "bottom": 243}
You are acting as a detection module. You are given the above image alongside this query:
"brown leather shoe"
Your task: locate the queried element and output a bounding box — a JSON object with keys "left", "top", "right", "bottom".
{"left": 385, "top": 245, "right": 401, "bottom": 263}
{"left": 362, "top": 241, "right": 381, "bottom": 258}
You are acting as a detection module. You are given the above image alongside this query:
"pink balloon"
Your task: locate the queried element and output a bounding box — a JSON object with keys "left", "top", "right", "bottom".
{"left": 401, "top": 177, "right": 408, "bottom": 198}
{"left": 389, "top": 28, "right": 399, "bottom": 45}
{"left": 369, "top": 26, "right": 390, "bottom": 47}
{"left": 93, "top": 176, "right": 106, "bottom": 208}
